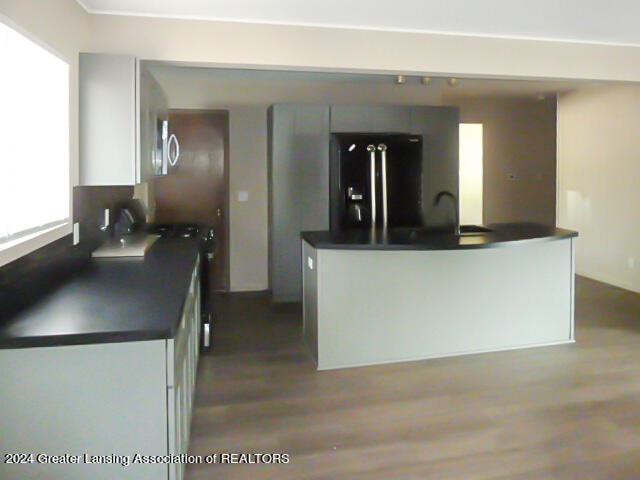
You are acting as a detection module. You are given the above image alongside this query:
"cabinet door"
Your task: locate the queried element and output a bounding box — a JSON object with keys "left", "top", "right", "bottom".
{"left": 168, "top": 312, "right": 189, "bottom": 480}
{"left": 168, "top": 348, "right": 186, "bottom": 480}
{"left": 79, "top": 53, "right": 138, "bottom": 185}
{"left": 268, "top": 104, "right": 330, "bottom": 303}
{"left": 0, "top": 341, "right": 167, "bottom": 480}
{"left": 330, "top": 105, "right": 412, "bottom": 133}
{"left": 189, "top": 261, "right": 200, "bottom": 402}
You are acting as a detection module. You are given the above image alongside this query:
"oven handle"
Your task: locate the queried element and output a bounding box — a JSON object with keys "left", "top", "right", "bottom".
{"left": 203, "top": 321, "right": 211, "bottom": 348}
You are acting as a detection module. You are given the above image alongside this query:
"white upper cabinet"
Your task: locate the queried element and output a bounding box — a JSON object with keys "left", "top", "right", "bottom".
{"left": 79, "top": 53, "right": 168, "bottom": 186}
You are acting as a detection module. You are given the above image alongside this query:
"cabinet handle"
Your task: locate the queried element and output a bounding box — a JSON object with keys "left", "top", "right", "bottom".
{"left": 168, "top": 134, "right": 180, "bottom": 166}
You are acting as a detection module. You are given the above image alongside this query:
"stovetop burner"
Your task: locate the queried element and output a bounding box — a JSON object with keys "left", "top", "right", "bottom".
{"left": 148, "top": 223, "right": 201, "bottom": 238}
{"left": 181, "top": 224, "right": 200, "bottom": 238}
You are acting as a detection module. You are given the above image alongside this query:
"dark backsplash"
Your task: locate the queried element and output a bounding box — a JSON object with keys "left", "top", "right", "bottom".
{"left": 73, "top": 185, "right": 134, "bottom": 250}
{"left": 1, "top": 185, "right": 134, "bottom": 320}
{"left": 0, "top": 235, "right": 88, "bottom": 319}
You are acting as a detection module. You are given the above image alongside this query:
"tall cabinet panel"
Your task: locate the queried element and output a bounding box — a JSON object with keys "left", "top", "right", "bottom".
{"left": 268, "top": 104, "right": 330, "bottom": 303}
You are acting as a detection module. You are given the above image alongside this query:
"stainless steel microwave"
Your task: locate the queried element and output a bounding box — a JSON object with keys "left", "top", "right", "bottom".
{"left": 153, "top": 119, "right": 180, "bottom": 175}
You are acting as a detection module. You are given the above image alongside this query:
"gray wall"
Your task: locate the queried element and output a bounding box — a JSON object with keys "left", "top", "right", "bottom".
{"left": 457, "top": 97, "right": 557, "bottom": 226}
{"left": 228, "top": 107, "right": 269, "bottom": 292}
{"left": 558, "top": 84, "right": 640, "bottom": 293}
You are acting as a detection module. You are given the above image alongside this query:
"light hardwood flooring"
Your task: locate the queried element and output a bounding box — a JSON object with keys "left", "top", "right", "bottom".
{"left": 186, "top": 276, "right": 640, "bottom": 479}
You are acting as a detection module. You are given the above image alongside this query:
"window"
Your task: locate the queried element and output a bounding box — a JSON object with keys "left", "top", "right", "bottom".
{"left": 0, "top": 19, "right": 70, "bottom": 266}
{"left": 459, "top": 123, "right": 483, "bottom": 225}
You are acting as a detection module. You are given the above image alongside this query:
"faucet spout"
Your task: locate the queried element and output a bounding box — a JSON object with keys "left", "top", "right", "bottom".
{"left": 433, "top": 190, "right": 460, "bottom": 236}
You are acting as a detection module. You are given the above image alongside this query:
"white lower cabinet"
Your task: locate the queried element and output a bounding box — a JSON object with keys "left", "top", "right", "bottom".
{"left": 0, "top": 260, "right": 201, "bottom": 480}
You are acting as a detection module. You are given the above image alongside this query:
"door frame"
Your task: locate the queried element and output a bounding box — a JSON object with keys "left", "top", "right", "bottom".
{"left": 169, "top": 108, "right": 230, "bottom": 292}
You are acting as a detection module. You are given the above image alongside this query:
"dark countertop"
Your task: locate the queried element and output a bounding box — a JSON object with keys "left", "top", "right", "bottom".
{"left": 302, "top": 222, "right": 578, "bottom": 250}
{"left": 0, "top": 237, "right": 199, "bottom": 349}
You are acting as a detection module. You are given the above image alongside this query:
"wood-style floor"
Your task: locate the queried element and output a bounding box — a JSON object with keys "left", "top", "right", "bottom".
{"left": 186, "top": 276, "right": 640, "bottom": 479}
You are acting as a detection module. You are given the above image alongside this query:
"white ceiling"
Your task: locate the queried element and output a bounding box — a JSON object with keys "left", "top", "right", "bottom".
{"left": 78, "top": 0, "right": 640, "bottom": 46}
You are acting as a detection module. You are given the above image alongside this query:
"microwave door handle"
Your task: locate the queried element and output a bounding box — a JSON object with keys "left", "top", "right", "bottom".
{"left": 168, "top": 134, "right": 180, "bottom": 166}
{"left": 367, "top": 144, "right": 376, "bottom": 227}
{"left": 378, "top": 143, "right": 388, "bottom": 230}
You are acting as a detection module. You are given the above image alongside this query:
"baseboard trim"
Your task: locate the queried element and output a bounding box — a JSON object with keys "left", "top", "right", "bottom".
{"left": 575, "top": 271, "right": 640, "bottom": 294}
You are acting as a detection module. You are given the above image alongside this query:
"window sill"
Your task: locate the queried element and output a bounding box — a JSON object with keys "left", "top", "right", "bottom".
{"left": 0, "top": 223, "right": 72, "bottom": 268}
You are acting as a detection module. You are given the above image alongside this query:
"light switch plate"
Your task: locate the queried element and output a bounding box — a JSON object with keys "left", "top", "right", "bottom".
{"left": 73, "top": 222, "right": 80, "bottom": 245}
{"left": 238, "top": 191, "right": 249, "bottom": 202}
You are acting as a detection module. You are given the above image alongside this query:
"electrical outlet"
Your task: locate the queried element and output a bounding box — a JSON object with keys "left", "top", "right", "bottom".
{"left": 628, "top": 257, "right": 635, "bottom": 269}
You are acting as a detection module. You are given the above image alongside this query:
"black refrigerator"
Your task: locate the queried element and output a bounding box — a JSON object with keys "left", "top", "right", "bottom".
{"left": 330, "top": 133, "right": 424, "bottom": 231}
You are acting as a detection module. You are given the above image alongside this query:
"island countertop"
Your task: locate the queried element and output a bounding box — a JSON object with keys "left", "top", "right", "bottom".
{"left": 0, "top": 237, "right": 199, "bottom": 349}
{"left": 302, "top": 222, "right": 577, "bottom": 250}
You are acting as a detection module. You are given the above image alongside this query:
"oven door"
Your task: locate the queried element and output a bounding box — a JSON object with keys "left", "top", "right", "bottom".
{"left": 200, "top": 250, "right": 215, "bottom": 349}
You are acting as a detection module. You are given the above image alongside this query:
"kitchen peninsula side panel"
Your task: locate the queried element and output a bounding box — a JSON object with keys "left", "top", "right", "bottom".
{"left": 303, "top": 235, "right": 575, "bottom": 370}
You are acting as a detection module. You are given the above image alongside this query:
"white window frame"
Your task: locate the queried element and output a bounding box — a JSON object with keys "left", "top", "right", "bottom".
{"left": 0, "top": 15, "right": 72, "bottom": 268}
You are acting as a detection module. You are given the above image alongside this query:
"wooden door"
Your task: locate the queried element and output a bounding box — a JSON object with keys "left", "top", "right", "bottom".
{"left": 153, "top": 110, "right": 229, "bottom": 291}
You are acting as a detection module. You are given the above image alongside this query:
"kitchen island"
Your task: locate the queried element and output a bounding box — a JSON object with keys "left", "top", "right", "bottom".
{"left": 0, "top": 238, "right": 200, "bottom": 480}
{"left": 302, "top": 223, "right": 577, "bottom": 370}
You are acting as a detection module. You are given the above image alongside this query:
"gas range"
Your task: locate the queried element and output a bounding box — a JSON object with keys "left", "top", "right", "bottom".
{"left": 148, "top": 222, "right": 216, "bottom": 349}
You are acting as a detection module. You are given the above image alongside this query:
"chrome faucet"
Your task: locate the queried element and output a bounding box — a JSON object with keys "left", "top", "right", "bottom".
{"left": 433, "top": 190, "right": 460, "bottom": 236}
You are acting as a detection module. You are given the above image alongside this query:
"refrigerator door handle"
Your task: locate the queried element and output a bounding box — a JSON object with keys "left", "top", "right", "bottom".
{"left": 367, "top": 144, "right": 377, "bottom": 227}
{"left": 378, "top": 143, "right": 388, "bottom": 230}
